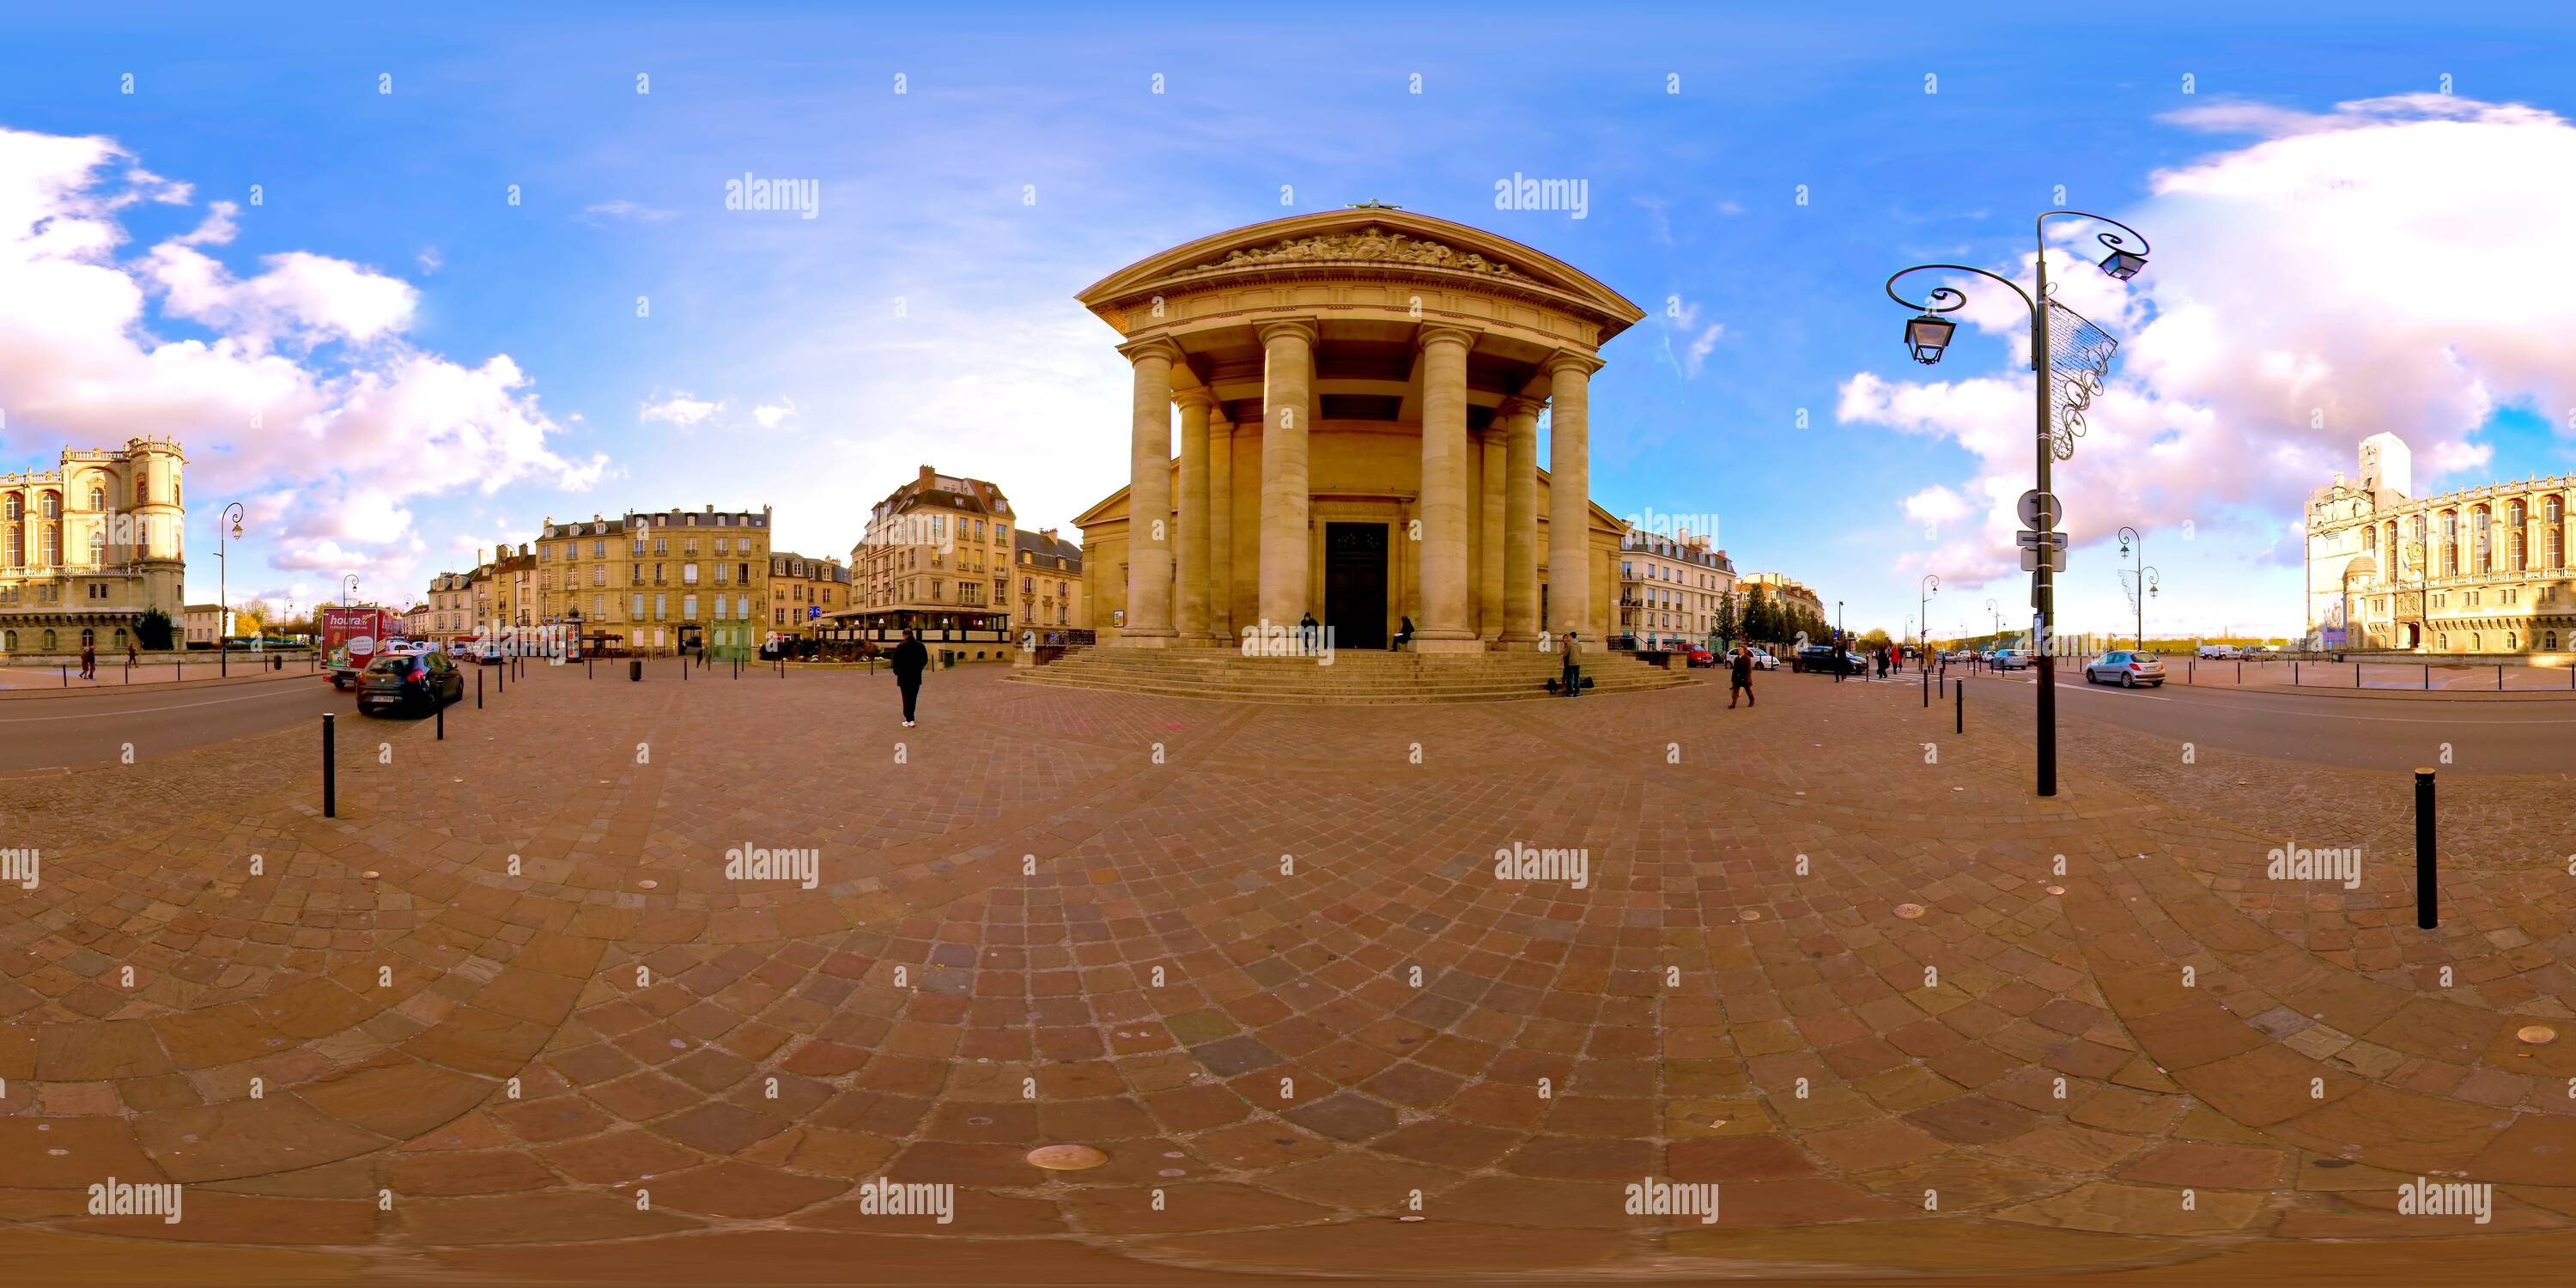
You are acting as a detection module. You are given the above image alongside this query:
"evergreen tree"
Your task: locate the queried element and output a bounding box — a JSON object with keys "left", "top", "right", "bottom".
{"left": 135, "top": 607, "right": 175, "bottom": 651}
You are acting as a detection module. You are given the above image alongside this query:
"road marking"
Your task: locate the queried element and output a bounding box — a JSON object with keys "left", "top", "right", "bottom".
{"left": 0, "top": 685, "right": 331, "bottom": 723}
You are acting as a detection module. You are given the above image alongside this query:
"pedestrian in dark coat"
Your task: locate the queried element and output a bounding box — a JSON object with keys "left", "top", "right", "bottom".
{"left": 1728, "top": 644, "right": 1755, "bottom": 708}
{"left": 889, "top": 629, "right": 929, "bottom": 727}
{"left": 1559, "top": 630, "right": 1583, "bottom": 697}
{"left": 80, "top": 641, "right": 96, "bottom": 679}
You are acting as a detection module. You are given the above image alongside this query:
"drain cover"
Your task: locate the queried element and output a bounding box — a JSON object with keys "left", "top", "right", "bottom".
{"left": 2518, "top": 1025, "right": 2557, "bottom": 1046}
{"left": 1894, "top": 903, "right": 1927, "bottom": 920}
{"left": 1029, "top": 1144, "right": 1108, "bottom": 1170}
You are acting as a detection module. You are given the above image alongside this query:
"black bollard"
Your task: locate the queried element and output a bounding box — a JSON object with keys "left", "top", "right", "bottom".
{"left": 2423, "top": 663, "right": 2429, "bottom": 690}
{"left": 496, "top": 661, "right": 504, "bottom": 695}
{"left": 2415, "top": 768, "right": 2437, "bottom": 929}
{"left": 323, "top": 713, "right": 337, "bottom": 817}
{"left": 1954, "top": 678, "right": 1963, "bottom": 733}
{"left": 2498, "top": 664, "right": 2504, "bottom": 691}
{"left": 436, "top": 698, "right": 444, "bottom": 741}
{"left": 2355, "top": 662, "right": 2360, "bottom": 689}
{"left": 477, "top": 668, "right": 483, "bottom": 709}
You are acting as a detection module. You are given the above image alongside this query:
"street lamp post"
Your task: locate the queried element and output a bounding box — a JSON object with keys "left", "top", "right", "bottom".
{"left": 216, "top": 502, "right": 244, "bottom": 677}
{"left": 341, "top": 574, "right": 359, "bottom": 607}
{"left": 1835, "top": 599, "right": 1844, "bottom": 683}
{"left": 1888, "top": 210, "right": 2149, "bottom": 797}
{"left": 1920, "top": 574, "right": 1939, "bottom": 704}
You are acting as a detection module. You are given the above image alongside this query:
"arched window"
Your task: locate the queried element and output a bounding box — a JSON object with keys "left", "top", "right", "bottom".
{"left": 2506, "top": 631, "right": 2518, "bottom": 650}
{"left": 5, "top": 531, "right": 18, "bottom": 567}
{"left": 2509, "top": 500, "right": 2528, "bottom": 569}
{"left": 80, "top": 629, "right": 94, "bottom": 650}
{"left": 3, "top": 494, "right": 16, "bottom": 520}
{"left": 2551, "top": 495, "right": 2567, "bottom": 570}
{"left": 42, "top": 629, "right": 57, "bottom": 652}
{"left": 2549, "top": 630, "right": 2561, "bottom": 651}
{"left": 2364, "top": 524, "right": 2378, "bottom": 553}
{"left": 40, "top": 527, "right": 59, "bottom": 565}
{"left": 114, "top": 628, "right": 128, "bottom": 650}
{"left": 40, "top": 492, "right": 58, "bottom": 519}
{"left": 2441, "top": 511, "right": 2458, "bottom": 576}
{"left": 88, "top": 485, "right": 103, "bottom": 511}
{"left": 2471, "top": 505, "right": 2491, "bottom": 574}
{"left": 2469, "top": 633, "right": 2480, "bottom": 652}
{"left": 88, "top": 529, "right": 105, "bottom": 563}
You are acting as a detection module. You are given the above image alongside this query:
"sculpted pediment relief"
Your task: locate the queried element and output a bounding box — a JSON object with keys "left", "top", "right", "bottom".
{"left": 1188, "top": 225, "right": 1530, "bottom": 282}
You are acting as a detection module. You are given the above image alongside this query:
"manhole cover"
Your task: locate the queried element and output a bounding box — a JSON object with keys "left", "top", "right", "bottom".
{"left": 2518, "top": 1025, "right": 2558, "bottom": 1046}
{"left": 362, "top": 871, "right": 380, "bottom": 879}
{"left": 637, "top": 879, "right": 659, "bottom": 890}
{"left": 1739, "top": 909, "right": 1761, "bottom": 921}
{"left": 2046, "top": 886, "right": 2066, "bottom": 896}
{"left": 1029, "top": 1144, "right": 1108, "bottom": 1171}
{"left": 1894, "top": 903, "right": 1927, "bottom": 920}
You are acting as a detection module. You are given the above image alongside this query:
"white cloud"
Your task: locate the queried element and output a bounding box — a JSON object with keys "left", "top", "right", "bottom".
{"left": 1660, "top": 301, "right": 1725, "bottom": 379}
{"left": 1843, "top": 94, "right": 2576, "bottom": 615}
{"left": 580, "top": 199, "right": 677, "bottom": 225}
{"left": 640, "top": 392, "right": 721, "bottom": 428}
{"left": 0, "top": 125, "right": 598, "bottom": 598}
{"left": 752, "top": 398, "right": 798, "bottom": 429}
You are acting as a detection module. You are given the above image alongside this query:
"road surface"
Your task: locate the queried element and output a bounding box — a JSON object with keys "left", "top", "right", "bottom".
{"left": 0, "top": 677, "right": 353, "bottom": 773}
{"left": 1954, "top": 665, "right": 2576, "bottom": 775}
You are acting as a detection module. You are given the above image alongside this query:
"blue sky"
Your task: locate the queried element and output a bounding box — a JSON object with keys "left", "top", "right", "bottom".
{"left": 5, "top": 2, "right": 2574, "bottom": 638}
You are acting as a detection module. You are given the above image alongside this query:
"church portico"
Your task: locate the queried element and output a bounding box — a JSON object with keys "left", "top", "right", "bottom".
{"left": 1073, "top": 210, "right": 1644, "bottom": 657}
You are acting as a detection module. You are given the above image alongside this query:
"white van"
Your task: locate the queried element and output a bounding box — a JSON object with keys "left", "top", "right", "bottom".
{"left": 2197, "top": 644, "right": 2240, "bottom": 660}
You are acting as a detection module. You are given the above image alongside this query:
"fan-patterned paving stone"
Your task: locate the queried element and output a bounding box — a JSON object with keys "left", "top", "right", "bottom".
{"left": 2, "top": 662, "right": 2574, "bottom": 1281}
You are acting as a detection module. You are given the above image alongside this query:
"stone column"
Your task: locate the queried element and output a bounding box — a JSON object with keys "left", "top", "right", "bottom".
{"left": 1413, "top": 325, "right": 1479, "bottom": 651}
{"left": 1175, "top": 388, "right": 1212, "bottom": 644}
{"left": 1121, "top": 337, "right": 1180, "bottom": 646}
{"left": 1478, "top": 424, "right": 1505, "bottom": 642}
{"left": 1546, "top": 352, "right": 1601, "bottom": 641}
{"left": 1208, "top": 409, "right": 1234, "bottom": 642}
{"left": 1257, "top": 319, "right": 1317, "bottom": 630}
{"left": 1500, "top": 397, "right": 1540, "bottom": 642}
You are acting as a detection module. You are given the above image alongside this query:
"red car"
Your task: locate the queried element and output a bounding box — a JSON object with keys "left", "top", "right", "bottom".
{"left": 1685, "top": 648, "right": 1716, "bottom": 668}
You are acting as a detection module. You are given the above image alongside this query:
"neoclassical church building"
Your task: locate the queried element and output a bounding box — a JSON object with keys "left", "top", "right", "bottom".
{"left": 2304, "top": 432, "right": 2575, "bottom": 655}
{"left": 1072, "top": 209, "right": 1643, "bottom": 653}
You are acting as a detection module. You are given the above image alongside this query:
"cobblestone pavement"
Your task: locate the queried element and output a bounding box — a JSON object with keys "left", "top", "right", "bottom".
{"left": 3, "top": 661, "right": 2573, "bottom": 1285}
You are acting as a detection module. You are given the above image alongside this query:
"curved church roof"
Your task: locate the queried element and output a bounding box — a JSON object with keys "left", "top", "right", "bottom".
{"left": 1074, "top": 208, "right": 1645, "bottom": 343}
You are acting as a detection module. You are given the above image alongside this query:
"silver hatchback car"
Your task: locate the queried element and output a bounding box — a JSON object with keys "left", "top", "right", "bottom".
{"left": 2084, "top": 650, "right": 2166, "bottom": 688}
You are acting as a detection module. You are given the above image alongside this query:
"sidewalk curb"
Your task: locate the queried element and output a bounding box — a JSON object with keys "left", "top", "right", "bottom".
{"left": 2221, "top": 683, "right": 2576, "bottom": 702}
{"left": 0, "top": 667, "right": 329, "bottom": 702}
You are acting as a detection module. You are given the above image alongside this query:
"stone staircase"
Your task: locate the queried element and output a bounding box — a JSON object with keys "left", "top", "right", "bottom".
{"left": 1005, "top": 644, "right": 1699, "bottom": 704}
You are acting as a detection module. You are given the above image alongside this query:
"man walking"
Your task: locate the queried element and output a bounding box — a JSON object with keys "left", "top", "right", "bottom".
{"left": 1728, "top": 642, "right": 1756, "bottom": 708}
{"left": 890, "top": 629, "right": 928, "bottom": 727}
{"left": 1559, "top": 629, "right": 1583, "bottom": 698}
{"left": 80, "top": 640, "right": 96, "bottom": 680}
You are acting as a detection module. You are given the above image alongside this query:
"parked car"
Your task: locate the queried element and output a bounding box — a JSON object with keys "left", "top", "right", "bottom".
{"left": 1795, "top": 644, "right": 1868, "bottom": 676}
{"left": 1990, "top": 648, "right": 2034, "bottom": 671}
{"left": 1746, "top": 647, "right": 1780, "bottom": 671}
{"left": 2196, "top": 643, "right": 2239, "bottom": 660}
{"left": 2083, "top": 649, "right": 2166, "bottom": 688}
{"left": 359, "top": 649, "right": 465, "bottom": 715}
{"left": 1684, "top": 647, "right": 1716, "bottom": 668}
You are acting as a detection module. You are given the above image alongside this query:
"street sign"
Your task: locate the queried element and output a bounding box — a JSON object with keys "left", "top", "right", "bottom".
{"left": 2017, "top": 489, "right": 2063, "bottom": 531}
{"left": 2020, "top": 547, "right": 2068, "bottom": 573}
{"left": 2014, "top": 531, "right": 2069, "bottom": 550}
{"left": 807, "top": 605, "right": 822, "bottom": 620}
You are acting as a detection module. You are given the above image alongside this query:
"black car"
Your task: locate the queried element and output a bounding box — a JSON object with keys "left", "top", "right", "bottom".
{"left": 1794, "top": 644, "right": 1868, "bottom": 676}
{"left": 359, "top": 650, "right": 464, "bottom": 716}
